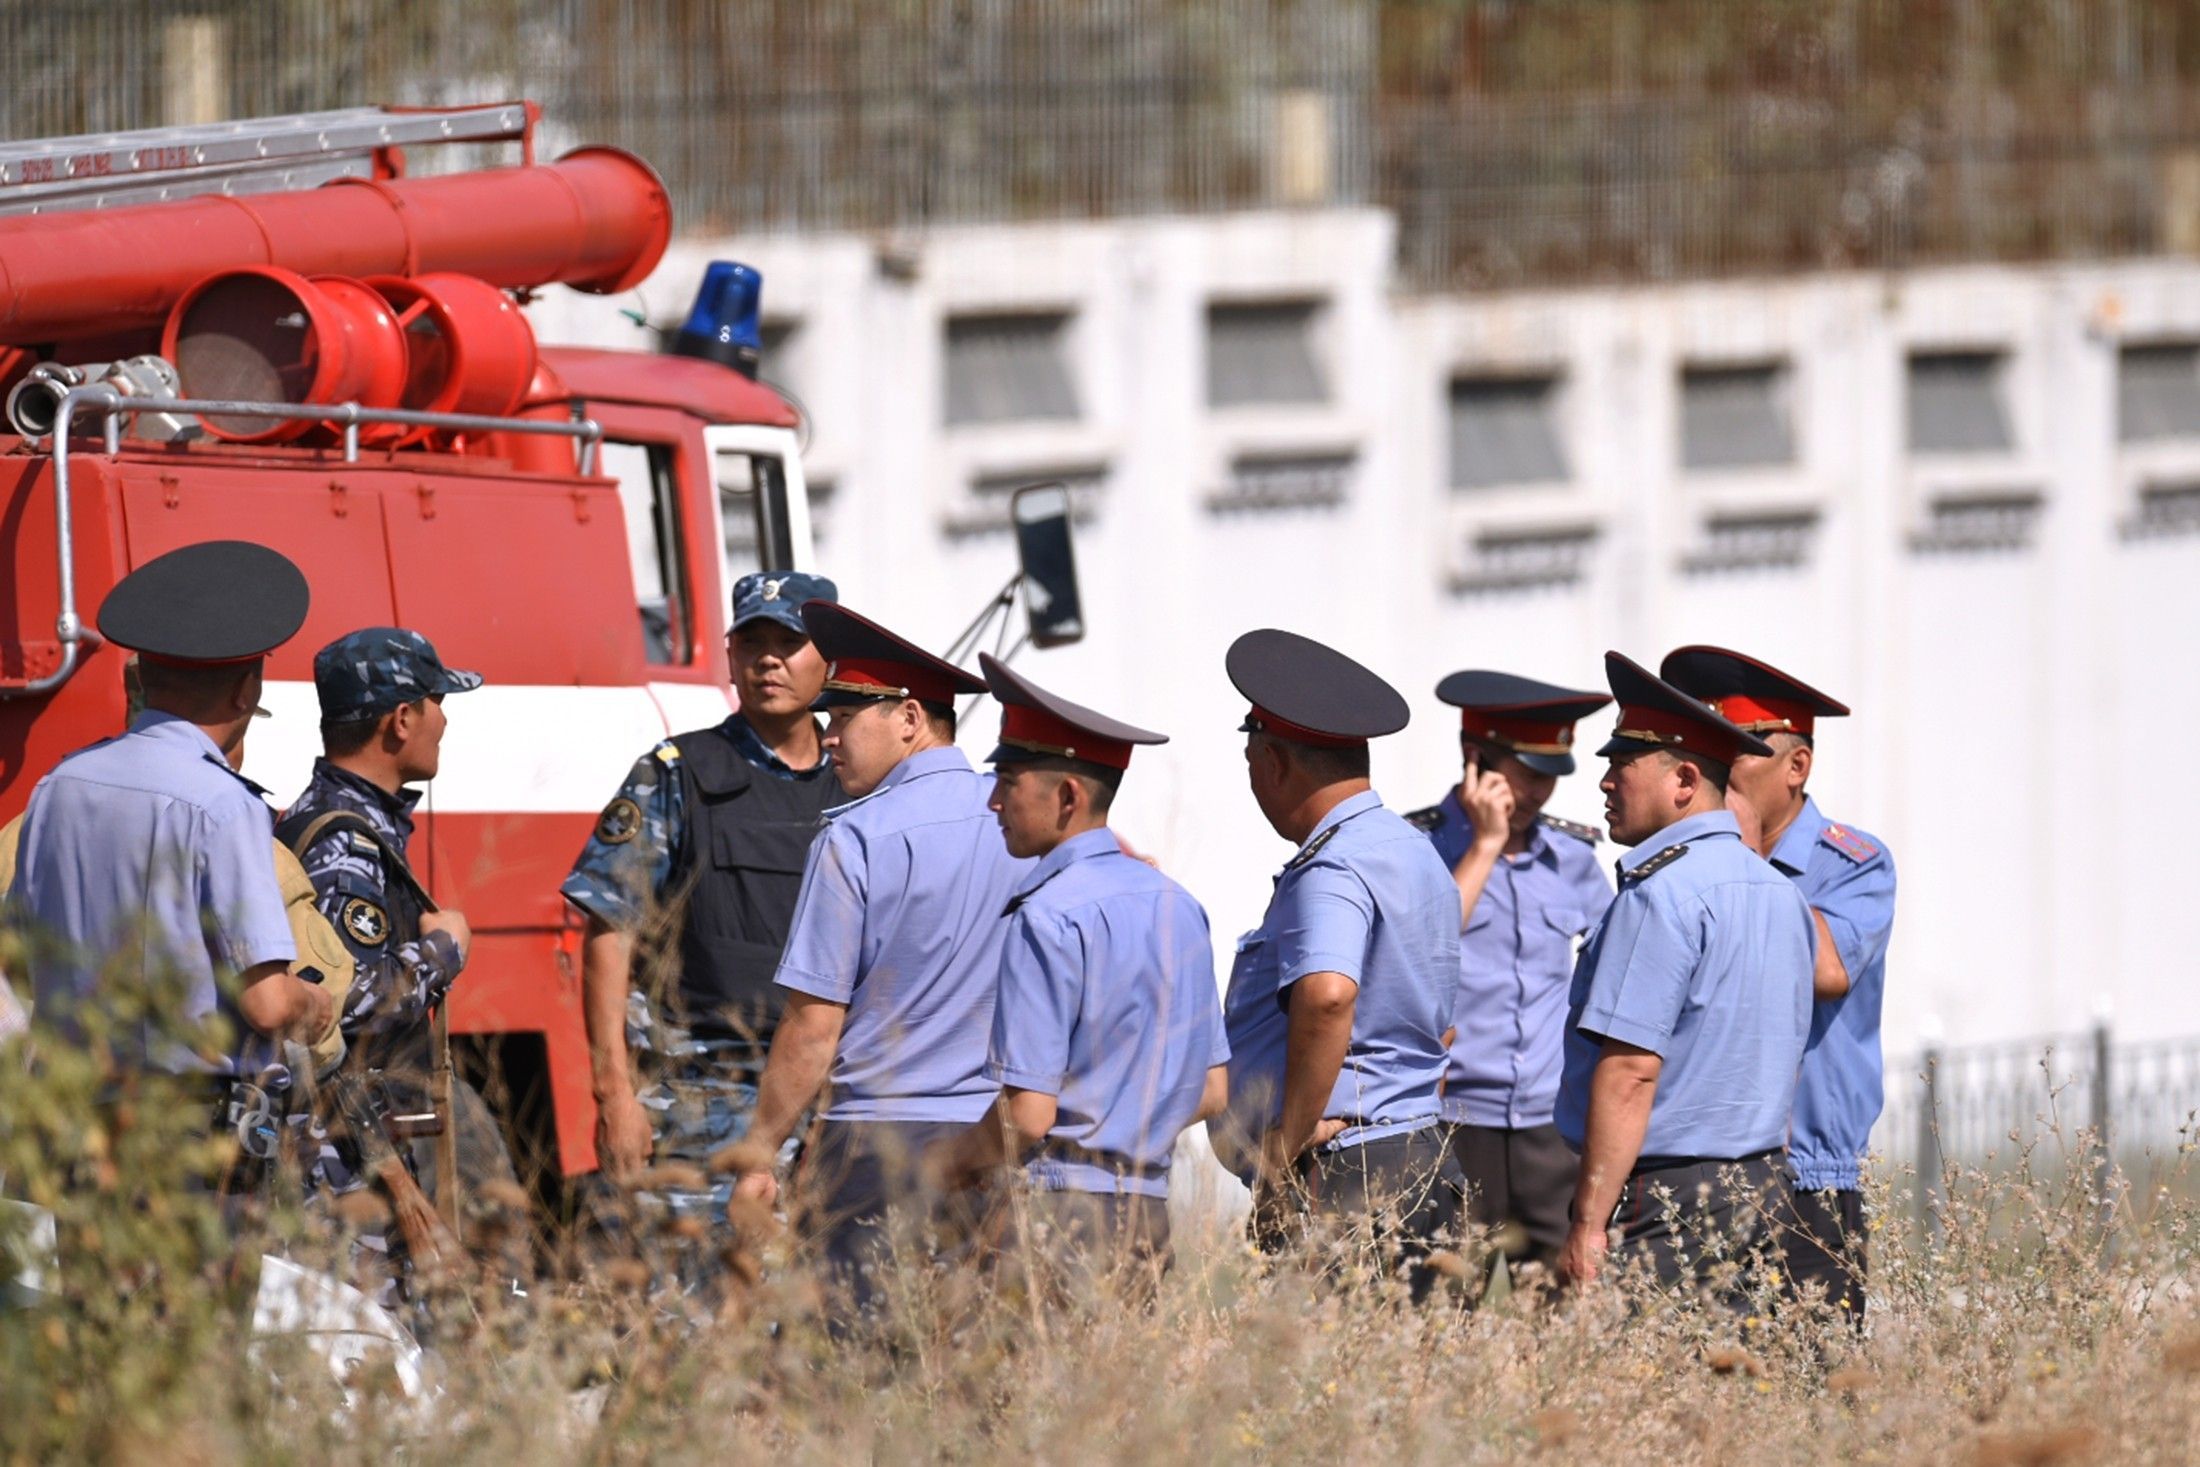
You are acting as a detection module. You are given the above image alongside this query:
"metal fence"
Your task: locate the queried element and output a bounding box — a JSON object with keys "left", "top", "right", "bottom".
{"left": 5, "top": 0, "right": 2200, "bottom": 288}
{"left": 1874, "top": 1025, "right": 2200, "bottom": 1212}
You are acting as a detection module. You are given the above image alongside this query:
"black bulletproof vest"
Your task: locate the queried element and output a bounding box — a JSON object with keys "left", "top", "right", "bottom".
{"left": 664, "top": 726, "right": 841, "bottom": 1044}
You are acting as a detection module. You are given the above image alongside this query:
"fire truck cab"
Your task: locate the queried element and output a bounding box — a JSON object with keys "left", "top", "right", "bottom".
{"left": 0, "top": 104, "right": 813, "bottom": 1186}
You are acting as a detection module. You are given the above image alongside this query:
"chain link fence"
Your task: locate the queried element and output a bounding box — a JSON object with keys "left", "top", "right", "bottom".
{"left": 9, "top": 1, "right": 2200, "bottom": 287}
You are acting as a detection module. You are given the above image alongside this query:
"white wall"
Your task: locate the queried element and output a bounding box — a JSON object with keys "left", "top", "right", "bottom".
{"left": 530, "top": 216, "right": 2200, "bottom": 1073}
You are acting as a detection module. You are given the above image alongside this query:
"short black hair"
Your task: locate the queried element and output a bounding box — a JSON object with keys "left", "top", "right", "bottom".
{"left": 1010, "top": 755, "right": 1123, "bottom": 814}
{"left": 320, "top": 712, "right": 383, "bottom": 757}
{"left": 1670, "top": 749, "right": 1730, "bottom": 795}
{"left": 1279, "top": 737, "right": 1370, "bottom": 785}
{"left": 919, "top": 699, "right": 958, "bottom": 741}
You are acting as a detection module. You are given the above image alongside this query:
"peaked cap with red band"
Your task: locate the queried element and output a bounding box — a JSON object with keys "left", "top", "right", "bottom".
{"left": 1596, "top": 651, "right": 1772, "bottom": 768}
{"left": 1658, "top": 644, "right": 1849, "bottom": 740}
{"left": 1436, "top": 668, "right": 1611, "bottom": 777}
{"left": 1227, "top": 628, "right": 1409, "bottom": 748}
{"left": 98, "top": 539, "right": 309, "bottom": 665}
{"left": 802, "top": 599, "right": 988, "bottom": 710}
{"left": 979, "top": 652, "right": 1166, "bottom": 772}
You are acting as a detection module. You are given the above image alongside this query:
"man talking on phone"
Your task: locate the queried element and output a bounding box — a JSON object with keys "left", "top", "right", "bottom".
{"left": 1405, "top": 672, "right": 1613, "bottom": 1283}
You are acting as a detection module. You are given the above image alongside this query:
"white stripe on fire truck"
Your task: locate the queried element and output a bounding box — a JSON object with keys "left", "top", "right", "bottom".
{"left": 248, "top": 681, "right": 736, "bottom": 815}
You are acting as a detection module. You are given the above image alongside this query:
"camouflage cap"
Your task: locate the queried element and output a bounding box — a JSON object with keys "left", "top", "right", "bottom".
{"left": 313, "top": 627, "right": 484, "bottom": 724}
{"left": 731, "top": 570, "right": 837, "bottom": 635}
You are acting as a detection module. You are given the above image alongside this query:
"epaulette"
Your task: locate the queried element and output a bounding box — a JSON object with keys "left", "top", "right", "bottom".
{"left": 1820, "top": 823, "right": 1880, "bottom": 864}
{"left": 346, "top": 831, "right": 381, "bottom": 856}
{"left": 1403, "top": 805, "right": 1444, "bottom": 833}
{"left": 1619, "top": 843, "right": 1691, "bottom": 886}
{"left": 651, "top": 741, "right": 682, "bottom": 766}
{"left": 1539, "top": 813, "right": 1602, "bottom": 845}
{"left": 1284, "top": 825, "right": 1341, "bottom": 873}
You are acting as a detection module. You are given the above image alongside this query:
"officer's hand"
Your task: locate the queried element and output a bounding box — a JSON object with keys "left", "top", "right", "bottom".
{"left": 294, "top": 976, "right": 335, "bottom": 1042}
{"left": 1310, "top": 1117, "right": 1348, "bottom": 1148}
{"left": 1560, "top": 1220, "right": 1608, "bottom": 1286}
{"left": 420, "top": 908, "right": 474, "bottom": 961}
{"left": 732, "top": 1168, "right": 780, "bottom": 1208}
{"left": 596, "top": 1088, "right": 656, "bottom": 1181}
{"left": 1458, "top": 755, "right": 1515, "bottom": 849}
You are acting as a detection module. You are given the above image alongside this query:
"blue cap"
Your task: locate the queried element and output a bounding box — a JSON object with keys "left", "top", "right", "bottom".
{"left": 314, "top": 627, "right": 483, "bottom": 724}
{"left": 731, "top": 570, "right": 837, "bottom": 635}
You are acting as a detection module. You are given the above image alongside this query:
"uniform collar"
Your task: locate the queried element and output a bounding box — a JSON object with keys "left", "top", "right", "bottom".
{"left": 1617, "top": 808, "right": 1740, "bottom": 877}
{"left": 1766, "top": 795, "right": 1827, "bottom": 875}
{"left": 1295, "top": 788, "right": 1383, "bottom": 856}
{"left": 131, "top": 708, "right": 228, "bottom": 761}
{"left": 130, "top": 710, "right": 270, "bottom": 797}
{"left": 1011, "top": 826, "right": 1122, "bottom": 902}
{"left": 875, "top": 743, "right": 972, "bottom": 795}
{"left": 312, "top": 756, "right": 421, "bottom": 825}
{"left": 720, "top": 711, "right": 831, "bottom": 778}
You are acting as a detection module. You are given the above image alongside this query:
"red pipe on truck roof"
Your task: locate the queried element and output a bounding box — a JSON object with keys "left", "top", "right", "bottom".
{"left": 0, "top": 146, "right": 670, "bottom": 346}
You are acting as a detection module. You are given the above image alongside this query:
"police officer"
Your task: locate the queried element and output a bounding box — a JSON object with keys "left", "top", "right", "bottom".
{"left": 8, "top": 541, "right": 330, "bottom": 1154}
{"left": 1213, "top": 629, "right": 1462, "bottom": 1296}
{"left": 1554, "top": 653, "right": 1815, "bottom": 1304}
{"left": 276, "top": 627, "right": 519, "bottom": 1268}
{"left": 1406, "top": 671, "right": 1613, "bottom": 1278}
{"left": 729, "top": 602, "right": 1030, "bottom": 1319}
{"left": 0, "top": 685, "right": 352, "bottom": 1073}
{"left": 1661, "top": 645, "right": 1896, "bottom": 1321}
{"left": 562, "top": 570, "right": 840, "bottom": 1263}
{"left": 933, "top": 654, "right": 1229, "bottom": 1282}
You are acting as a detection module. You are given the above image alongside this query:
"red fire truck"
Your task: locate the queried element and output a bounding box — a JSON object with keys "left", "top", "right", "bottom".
{"left": 0, "top": 103, "right": 819, "bottom": 1192}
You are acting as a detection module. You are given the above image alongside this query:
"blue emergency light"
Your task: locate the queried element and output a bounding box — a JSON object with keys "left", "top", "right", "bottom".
{"left": 670, "top": 260, "right": 763, "bottom": 379}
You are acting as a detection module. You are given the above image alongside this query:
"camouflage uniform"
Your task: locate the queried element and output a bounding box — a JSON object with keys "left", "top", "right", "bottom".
{"left": 561, "top": 564, "right": 842, "bottom": 1293}
{"left": 278, "top": 628, "right": 522, "bottom": 1288}
{"left": 562, "top": 712, "right": 831, "bottom": 1270}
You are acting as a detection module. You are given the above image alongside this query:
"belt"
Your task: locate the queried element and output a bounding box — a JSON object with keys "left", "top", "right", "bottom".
{"left": 1034, "top": 1140, "right": 1169, "bottom": 1185}
{"left": 1629, "top": 1147, "right": 1783, "bottom": 1178}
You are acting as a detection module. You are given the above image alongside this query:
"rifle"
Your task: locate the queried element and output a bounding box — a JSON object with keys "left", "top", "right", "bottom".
{"left": 286, "top": 807, "right": 462, "bottom": 1247}
{"left": 319, "top": 1064, "right": 456, "bottom": 1276}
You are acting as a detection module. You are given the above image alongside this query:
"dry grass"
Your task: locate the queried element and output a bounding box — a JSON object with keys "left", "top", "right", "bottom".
{"left": 9, "top": 1017, "right": 2200, "bottom": 1465}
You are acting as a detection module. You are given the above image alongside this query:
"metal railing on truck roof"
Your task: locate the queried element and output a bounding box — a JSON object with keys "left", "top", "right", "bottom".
{"left": 0, "top": 386, "right": 605, "bottom": 701}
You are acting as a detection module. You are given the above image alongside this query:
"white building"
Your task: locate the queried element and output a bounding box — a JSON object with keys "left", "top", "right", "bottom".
{"left": 534, "top": 209, "right": 2200, "bottom": 1098}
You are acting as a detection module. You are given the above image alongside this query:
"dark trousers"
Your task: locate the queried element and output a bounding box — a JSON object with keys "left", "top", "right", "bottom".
{"left": 1447, "top": 1121, "right": 1574, "bottom": 1269}
{"left": 1779, "top": 1185, "right": 1867, "bottom": 1322}
{"left": 992, "top": 1189, "right": 1173, "bottom": 1305}
{"left": 1605, "top": 1152, "right": 1788, "bottom": 1310}
{"left": 798, "top": 1118, "right": 971, "bottom": 1324}
{"left": 1255, "top": 1126, "right": 1465, "bottom": 1302}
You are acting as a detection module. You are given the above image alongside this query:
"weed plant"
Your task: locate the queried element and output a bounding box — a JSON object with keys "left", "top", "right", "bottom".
{"left": 6, "top": 1003, "right": 2200, "bottom": 1466}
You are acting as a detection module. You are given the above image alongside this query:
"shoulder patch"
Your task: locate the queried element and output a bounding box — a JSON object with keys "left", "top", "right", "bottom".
{"left": 1284, "top": 825, "right": 1341, "bottom": 873}
{"left": 595, "top": 797, "right": 644, "bottom": 846}
{"left": 1618, "top": 843, "right": 1691, "bottom": 886}
{"left": 1539, "top": 813, "right": 1603, "bottom": 846}
{"left": 1819, "top": 823, "right": 1879, "bottom": 864}
{"left": 346, "top": 831, "right": 380, "bottom": 855}
{"left": 340, "top": 897, "right": 391, "bottom": 947}
{"left": 1403, "top": 805, "right": 1443, "bottom": 833}
{"left": 651, "top": 741, "right": 681, "bottom": 766}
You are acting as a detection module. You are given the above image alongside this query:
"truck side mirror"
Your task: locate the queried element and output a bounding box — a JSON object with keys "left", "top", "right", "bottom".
{"left": 1010, "top": 483, "right": 1083, "bottom": 649}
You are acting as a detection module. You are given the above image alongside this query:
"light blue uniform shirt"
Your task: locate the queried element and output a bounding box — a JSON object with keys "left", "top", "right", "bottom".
{"left": 1220, "top": 790, "right": 1459, "bottom": 1182}
{"left": 8, "top": 712, "right": 296, "bottom": 1076}
{"left": 985, "top": 827, "right": 1227, "bottom": 1199}
{"left": 1555, "top": 810, "right": 1813, "bottom": 1162}
{"left": 1769, "top": 797, "right": 1896, "bottom": 1191}
{"left": 1421, "top": 792, "right": 1612, "bottom": 1129}
{"left": 773, "top": 746, "right": 1032, "bottom": 1123}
